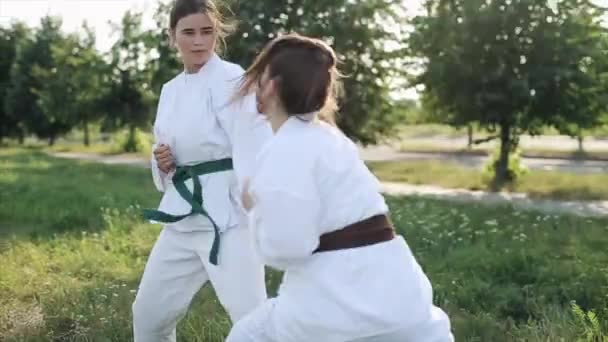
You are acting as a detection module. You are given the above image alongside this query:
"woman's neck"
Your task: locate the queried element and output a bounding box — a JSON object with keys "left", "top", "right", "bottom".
{"left": 268, "top": 109, "right": 289, "bottom": 133}
{"left": 184, "top": 62, "right": 204, "bottom": 74}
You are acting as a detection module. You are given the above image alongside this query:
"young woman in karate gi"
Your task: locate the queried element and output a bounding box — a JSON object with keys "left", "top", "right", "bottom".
{"left": 132, "top": 0, "right": 269, "bottom": 340}
{"left": 225, "top": 33, "right": 454, "bottom": 342}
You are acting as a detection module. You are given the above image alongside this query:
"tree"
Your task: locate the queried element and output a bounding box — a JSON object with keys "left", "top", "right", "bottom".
{"left": 554, "top": 15, "right": 608, "bottom": 153}
{"left": 5, "top": 16, "right": 71, "bottom": 145}
{"left": 32, "top": 23, "right": 107, "bottom": 146}
{"left": 103, "top": 11, "right": 155, "bottom": 152}
{"left": 144, "top": 1, "right": 181, "bottom": 95}
{"left": 224, "top": 0, "right": 408, "bottom": 144}
{"left": 69, "top": 24, "right": 108, "bottom": 146}
{"left": 409, "top": 0, "right": 608, "bottom": 188}
{"left": 30, "top": 35, "right": 77, "bottom": 146}
{"left": 0, "top": 21, "right": 30, "bottom": 144}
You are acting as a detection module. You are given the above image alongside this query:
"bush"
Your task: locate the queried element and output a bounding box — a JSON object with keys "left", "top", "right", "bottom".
{"left": 571, "top": 302, "right": 607, "bottom": 342}
{"left": 111, "top": 128, "right": 153, "bottom": 155}
{"left": 482, "top": 146, "right": 529, "bottom": 187}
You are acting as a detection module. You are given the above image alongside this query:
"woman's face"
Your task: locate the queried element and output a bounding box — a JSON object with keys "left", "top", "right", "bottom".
{"left": 172, "top": 13, "right": 216, "bottom": 71}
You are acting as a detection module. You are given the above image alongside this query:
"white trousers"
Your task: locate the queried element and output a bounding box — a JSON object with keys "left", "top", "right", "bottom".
{"left": 226, "top": 301, "right": 453, "bottom": 342}
{"left": 132, "top": 225, "right": 267, "bottom": 342}
{"left": 225, "top": 236, "right": 453, "bottom": 342}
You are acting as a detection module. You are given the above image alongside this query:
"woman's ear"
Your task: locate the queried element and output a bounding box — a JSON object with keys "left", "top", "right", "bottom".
{"left": 268, "top": 77, "right": 280, "bottom": 98}
{"left": 267, "top": 77, "right": 286, "bottom": 112}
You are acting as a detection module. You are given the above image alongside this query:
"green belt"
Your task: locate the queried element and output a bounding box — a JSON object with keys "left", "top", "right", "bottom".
{"left": 143, "top": 158, "right": 233, "bottom": 265}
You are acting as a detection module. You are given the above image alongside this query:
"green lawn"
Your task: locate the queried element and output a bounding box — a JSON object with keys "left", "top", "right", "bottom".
{"left": 15, "top": 127, "right": 155, "bottom": 160}
{"left": 368, "top": 160, "right": 608, "bottom": 201}
{"left": 398, "top": 141, "right": 608, "bottom": 161}
{"left": 0, "top": 148, "right": 156, "bottom": 238}
{"left": 1, "top": 148, "right": 607, "bottom": 341}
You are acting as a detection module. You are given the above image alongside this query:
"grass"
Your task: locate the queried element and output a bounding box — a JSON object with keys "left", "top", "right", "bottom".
{"left": 1, "top": 148, "right": 608, "bottom": 341}
{"left": 368, "top": 160, "right": 608, "bottom": 201}
{"left": 0, "top": 148, "right": 157, "bottom": 238}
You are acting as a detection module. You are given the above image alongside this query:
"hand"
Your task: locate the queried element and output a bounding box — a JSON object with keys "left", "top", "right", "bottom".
{"left": 153, "top": 144, "right": 175, "bottom": 174}
{"left": 241, "top": 180, "right": 255, "bottom": 212}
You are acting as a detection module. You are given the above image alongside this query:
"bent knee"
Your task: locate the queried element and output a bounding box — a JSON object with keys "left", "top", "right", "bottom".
{"left": 132, "top": 296, "right": 174, "bottom": 333}
{"left": 223, "top": 298, "right": 263, "bottom": 323}
{"left": 220, "top": 286, "right": 266, "bottom": 323}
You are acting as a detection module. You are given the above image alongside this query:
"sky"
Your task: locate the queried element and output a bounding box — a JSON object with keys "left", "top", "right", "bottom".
{"left": 0, "top": 0, "right": 427, "bottom": 52}
{"left": 0, "top": 0, "right": 158, "bottom": 51}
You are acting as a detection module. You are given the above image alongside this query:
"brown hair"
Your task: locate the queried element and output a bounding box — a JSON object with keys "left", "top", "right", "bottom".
{"left": 238, "top": 33, "right": 342, "bottom": 125}
{"left": 169, "top": 0, "right": 236, "bottom": 54}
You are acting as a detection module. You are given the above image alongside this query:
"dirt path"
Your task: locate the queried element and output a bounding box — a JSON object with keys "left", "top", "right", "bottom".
{"left": 360, "top": 145, "right": 608, "bottom": 174}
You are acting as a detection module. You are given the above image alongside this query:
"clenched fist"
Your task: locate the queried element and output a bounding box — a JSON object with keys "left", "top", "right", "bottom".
{"left": 154, "top": 144, "right": 176, "bottom": 174}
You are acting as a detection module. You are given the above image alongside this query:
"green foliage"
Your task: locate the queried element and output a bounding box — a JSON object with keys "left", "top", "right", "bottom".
{"left": 3, "top": 0, "right": 608, "bottom": 150}
{"left": 113, "top": 1, "right": 184, "bottom": 151}
{"left": 225, "top": 0, "right": 408, "bottom": 144}
{"left": 571, "top": 302, "right": 607, "bottom": 342}
{"left": 144, "top": 1, "right": 182, "bottom": 95}
{"left": 482, "top": 147, "right": 529, "bottom": 185}
{"left": 0, "top": 22, "right": 30, "bottom": 143}
{"left": 392, "top": 99, "right": 424, "bottom": 125}
{"left": 2, "top": 18, "right": 108, "bottom": 147}
{"left": 30, "top": 25, "right": 107, "bottom": 147}
{"left": 409, "top": 0, "right": 608, "bottom": 187}
{"left": 66, "top": 24, "right": 108, "bottom": 146}
{"left": 140, "top": 0, "right": 411, "bottom": 143}
{"left": 102, "top": 11, "right": 156, "bottom": 146}
{"left": 4, "top": 17, "right": 68, "bottom": 144}
{"left": 112, "top": 128, "right": 153, "bottom": 154}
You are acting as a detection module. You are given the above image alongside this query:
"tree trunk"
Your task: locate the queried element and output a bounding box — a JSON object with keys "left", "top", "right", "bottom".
{"left": 48, "top": 134, "right": 56, "bottom": 146}
{"left": 577, "top": 128, "right": 584, "bottom": 153}
{"left": 493, "top": 122, "right": 512, "bottom": 191}
{"left": 126, "top": 124, "right": 137, "bottom": 152}
{"left": 17, "top": 131, "right": 24, "bottom": 145}
{"left": 83, "top": 119, "right": 90, "bottom": 146}
{"left": 467, "top": 124, "right": 473, "bottom": 149}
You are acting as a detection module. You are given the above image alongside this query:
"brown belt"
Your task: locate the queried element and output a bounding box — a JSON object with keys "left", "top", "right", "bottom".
{"left": 313, "top": 214, "right": 395, "bottom": 253}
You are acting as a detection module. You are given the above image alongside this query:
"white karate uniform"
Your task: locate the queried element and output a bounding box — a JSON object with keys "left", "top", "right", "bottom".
{"left": 227, "top": 117, "right": 454, "bottom": 342}
{"left": 132, "top": 54, "right": 270, "bottom": 342}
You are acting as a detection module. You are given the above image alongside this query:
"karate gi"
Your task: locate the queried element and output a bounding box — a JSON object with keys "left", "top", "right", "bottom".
{"left": 227, "top": 117, "right": 454, "bottom": 342}
{"left": 132, "top": 54, "right": 270, "bottom": 342}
